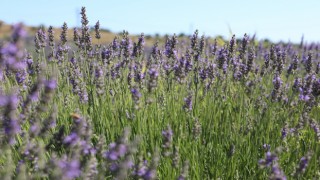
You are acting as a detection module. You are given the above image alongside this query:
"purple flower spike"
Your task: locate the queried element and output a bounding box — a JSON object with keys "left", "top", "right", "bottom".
{"left": 45, "top": 79, "right": 57, "bottom": 90}
{"left": 183, "top": 94, "right": 192, "bottom": 112}
{"left": 59, "top": 159, "right": 81, "bottom": 179}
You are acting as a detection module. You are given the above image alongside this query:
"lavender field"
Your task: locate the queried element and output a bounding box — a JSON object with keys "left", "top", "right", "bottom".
{"left": 1, "top": 7, "right": 320, "bottom": 179}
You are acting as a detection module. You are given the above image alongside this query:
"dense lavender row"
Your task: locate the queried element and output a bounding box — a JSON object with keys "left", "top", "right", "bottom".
{"left": 1, "top": 7, "right": 320, "bottom": 179}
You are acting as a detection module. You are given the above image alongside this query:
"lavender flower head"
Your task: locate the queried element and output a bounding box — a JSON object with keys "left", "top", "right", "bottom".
{"left": 304, "top": 52, "right": 312, "bottom": 74}
{"left": 217, "top": 47, "right": 227, "bottom": 71}
{"left": 271, "top": 73, "right": 282, "bottom": 101}
{"left": 259, "top": 150, "right": 286, "bottom": 180}
{"left": 131, "top": 88, "right": 141, "bottom": 108}
{"left": 105, "top": 142, "right": 128, "bottom": 161}
{"left": 295, "top": 152, "right": 312, "bottom": 176}
{"left": 162, "top": 125, "right": 173, "bottom": 156}
{"left": 183, "top": 94, "right": 192, "bottom": 112}
{"left": 258, "top": 151, "right": 278, "bottom": 167}
{"left": 94, "top": 21, "right": 101, "bottom": 40}
{"left": 1, "top": 25, "right": 26, "bottom": 71}
{"left": 73, "top": 28, "right": 81, "bottom": 46}
{"left": 37, "top": 28, "right": 47, "bottom": 48}
{"left": 60, "top": 22, "right": 68, "bottom": 45}
{"left": 11, "top": 23, "right": 27, "bottom": 43}
{"left": 0, "top": 93, "right": 21, "bottom": 145}
{"left": 147, "top": 67, "right": 159, "bottom": 92}
{"left": 58, "top": 159, "right": 81, "bottom": 179}
{"left": 48, "top": 26, "right": 55, "bottom": 47}
{"left": 270, "top": 163, "right": 287, "bottom": 180}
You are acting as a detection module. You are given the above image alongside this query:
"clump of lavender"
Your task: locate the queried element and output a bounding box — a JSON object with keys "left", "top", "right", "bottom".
{"left": 287, "top": 54, "right": 299, "bottom": 76}
{"left": 69, "top": 57, "right": 88, "bottom": 103}
{"left": 294, "top": 152, "right": 312, "bottom": 176}
{"left": 63, "top": 113, "right": 95, "bottom": 159}
{"left": 270, "top": 45, "right": 277, "bottom": 70}
{"left": 246, "top": 47, "right": 255, "bottom": 75}
{"left": 104, "top": 128, "right": 138, "bottom": 179}
{"left": 292, "top": 77, "right": 302, "bottom": 92}
{"left": 232, "top": 57, "right": 242, "bottom": 80}
{"left": 164, "top": 34, "right": 178, "bottom": 59}
{"left": 54, "top": 22, "right": 70, "bottom": 63}
{"left": 132, "top": 33, "right": 145, "bottom": 58}
{"left": 0, "top": 93, "right": 20, "bottom": 145}
{"left": 259, "top": 150, "right": 286, "bottom": 180}
{"left": 19, "top": 139, "right": 47, "bottom": 174}
{"left": 20, "top": 77, "right": 44, "bottom": 122}
{"left": 264, "top": 53, "right": 270, "bottom": 70}
{"left": 210, "top": 38, "right": 218, "bottom": 57}
{"left": 131, "top": 87, "right": 141, "bottom": 109}
{"left": 27, "top": 78, "right": 57, "bottom": 138}
{"left": 11, "top": 23, "right": 27, "bottom": 43}
{"left": 133, "top": 155, "right": 148, "bottom": 178}
{"left": 0, "top": 23, "right": 26, "bottom": 72}
{"left": 162, "top": 125, "right": 173, "bottom": 157}
{"left": 238, "top": 33, "right": 249, "bottom": 60}
{"left": 190, "top": 30, "right": 199, "bottom": 52}
{"left": 133, "top": 63, "right": 145, "bottom": 85}
{"left": 275, "top": 47, "right": 284, "bottom": 74}
{"left": 101, "top": 46, "right": 113, "bottom": 65}
{"left": 271, "top": 73, "right": 282, "bottom": 101}
{"left": 183, "top": 93, "right": 192, "bottom": 112}
{"left": 141, "top": 151, "right": 160, "bottom": 180}
{"left": 120, "top": 31, "right": 132, "bottom": 63}
{"left": 111, "top": 36, "right": 120, "bottom": 55}
{"left": 174, "top": 55, "right": 192, "bottom": 83}
{"left": 59, "top": 159, "right": 81, "bottom": 179}
{"left": 304, "top": 52, "right": 312, "bottom": 74}
{"left": 217, "top": 47, "right": 228, "bottom": 74}
{"left": 148, "top": 41, "right": 161, "bottom": 65}
{"left": 15, "top": 59, "right": 28, "bottom": 89}
{"left": 299, "top": 74, "right": 315, "bottom": 102}
{"left": 38, "top": 27, "right": 47, "bottom": 48}
{"left": 269, "top": 163, "right": 287, "bottom": 180}
{"left": 281, "top": 123, "right": 289, "bottom": 140}
{"left": 147, "top": 67, "right": 159, "bottom": 93}
{"left": 34, "top": 27, "right": 47, "bottom": 54}
{"left": 46, "top": 154, "right": 82, "bottom": 179}
{"left": 25, "top": 52, "right": 34, "bottom": 75}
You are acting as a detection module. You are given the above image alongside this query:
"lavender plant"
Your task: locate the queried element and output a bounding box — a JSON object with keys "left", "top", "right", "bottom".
{"left": 1, "top": 7, "right": 320, "bottom": 180}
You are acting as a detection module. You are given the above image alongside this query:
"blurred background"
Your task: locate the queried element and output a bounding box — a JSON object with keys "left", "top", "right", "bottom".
{"left": 0, "top": 0, "right": 319, "bottom": 43}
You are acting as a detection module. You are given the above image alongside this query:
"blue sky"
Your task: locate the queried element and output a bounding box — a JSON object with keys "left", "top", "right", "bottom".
{"left": 1, "top": 0, "right": 319, "bottom": 43}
